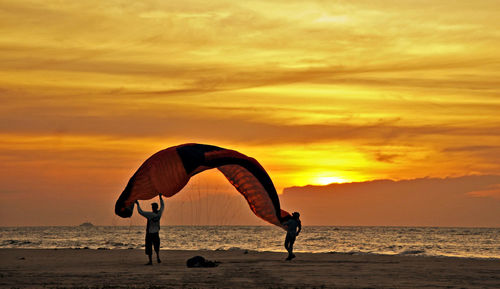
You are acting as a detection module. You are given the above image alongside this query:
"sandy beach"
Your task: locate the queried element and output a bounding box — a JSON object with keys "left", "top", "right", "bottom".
{"left": 1, "top": 249, "right": 499, "bottom": 288}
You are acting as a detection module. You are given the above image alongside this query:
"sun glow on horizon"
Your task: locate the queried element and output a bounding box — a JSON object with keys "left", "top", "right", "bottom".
{"left": 312, "top": 176, "right": 351, "bottom": 185}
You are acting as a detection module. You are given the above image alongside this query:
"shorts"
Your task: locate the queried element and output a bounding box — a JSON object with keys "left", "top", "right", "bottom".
{"left": 285, "top": 232, "right": 296, "bottom": 246}
{"left": 145, "top": 232, "right": 160, "bottom": 255}
{"left": 285, "top": 232, "right": 297, "bottom": 244}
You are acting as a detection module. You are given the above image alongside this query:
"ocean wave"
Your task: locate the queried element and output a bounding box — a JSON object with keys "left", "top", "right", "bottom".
{"left": 398, "top": 249, "right": 426, "bottom": 255}
{"left": 304, "top": 236, "right": 328, "bottom": 241}
{"left": 2, "top": 239, "right": 34, "bottom": 246}
{"left": 1, "top": 226, "right": 499, "bottom": 259}
{"left": 214, "top": 246, "right": 253, "bottom": 253}
{"left": 104, "top": 241, "right": 128, "bottom": 247}
{"left": 384, "top": 245, "right": 403, "bottom": 250}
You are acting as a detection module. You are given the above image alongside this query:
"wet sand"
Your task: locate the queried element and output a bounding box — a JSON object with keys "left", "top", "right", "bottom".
{"left": 1, "top": 249, "right": 499, "bottom": 288}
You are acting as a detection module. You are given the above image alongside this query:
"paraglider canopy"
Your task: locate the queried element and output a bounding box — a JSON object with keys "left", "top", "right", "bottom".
{"left": 115, "top": 143, "right": 291, "bottom": 228}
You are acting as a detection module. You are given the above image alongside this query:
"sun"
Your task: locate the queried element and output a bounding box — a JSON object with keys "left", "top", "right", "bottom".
{"left": 313, "top": 176, "right": 350, "bottom": 185}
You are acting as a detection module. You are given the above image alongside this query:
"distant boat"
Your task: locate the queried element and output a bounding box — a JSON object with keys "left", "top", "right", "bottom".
{"left": 79, "top": 222, "right": 94, "bottom": 227}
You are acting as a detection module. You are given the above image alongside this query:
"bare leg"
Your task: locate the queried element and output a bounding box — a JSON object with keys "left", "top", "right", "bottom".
{"left": 289, "top": 239, "right": 295, "bottom": 259}
{"left": 284, "top": 235, "right": 293, "bottom": 260}
{"left": 155, "top": 250, "right": 161, "bottom": 263}
{"left": 154, "top": 236, "right": 161, "bottom": 263}
{"left": 145, "top": 234, "right": 153, "bottom": 265}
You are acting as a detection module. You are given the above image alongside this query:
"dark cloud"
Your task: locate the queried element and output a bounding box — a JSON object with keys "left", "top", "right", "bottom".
{"left": 2, "top": 102, "right": 500, "bottom": 145}
{"left": 441, "top": 146, "right": 500, "bottom": 164}
{"left": 374, "top": 152, "right": 400, "bottom": 163}
{"left": 281, "top": 175, "right": 500, "bottom": 226}
{"left": 2, "top": 85, "right": 500, "bottom": 147}
{"left": 443, "top": 146, "right": 500, "bottom": 152}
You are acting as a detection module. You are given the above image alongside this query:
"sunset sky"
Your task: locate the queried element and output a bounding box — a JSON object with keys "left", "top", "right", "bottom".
{"left": 1, "top": 0, "right": 499, "bottom": 226}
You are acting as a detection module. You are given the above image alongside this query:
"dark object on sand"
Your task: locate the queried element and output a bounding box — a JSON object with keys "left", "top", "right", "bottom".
{"left": 79, "top": 222, "right": 94, "bottom": 227}
{"left": 186, "top": 256, "right": 220, "bottom": 268}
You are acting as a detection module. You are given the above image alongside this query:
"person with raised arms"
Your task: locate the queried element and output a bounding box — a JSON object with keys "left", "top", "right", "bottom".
{"left": 136, "top": 194, "right": 164, "bottom": 265}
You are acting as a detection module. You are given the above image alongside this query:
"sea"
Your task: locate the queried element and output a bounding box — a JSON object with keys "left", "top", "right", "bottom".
{"left": 0, "top": 226, "right": 498, "bottom": 259}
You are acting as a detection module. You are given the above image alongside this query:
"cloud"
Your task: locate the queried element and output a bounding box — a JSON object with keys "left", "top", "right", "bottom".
{"left": 281, "top": 175, "right": 500, "bottom": 226}
{"left": 2, "top": 97, "right": 500, "bottom": 145}
{"left": 443, "top": 146, "right": 500, "bottom": 153}
{"left": 1, "top": 0, "right": 500, "bottom": 226}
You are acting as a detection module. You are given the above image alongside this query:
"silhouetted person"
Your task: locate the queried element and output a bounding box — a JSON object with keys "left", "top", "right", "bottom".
{"left": 283, "top": 212, "right": 301, "bottom": 260}
{"left": 136, "top": 194, "right": 164, "bottom": 265}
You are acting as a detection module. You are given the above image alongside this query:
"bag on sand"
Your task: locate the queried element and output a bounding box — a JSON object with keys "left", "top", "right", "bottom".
{"left": 186, "top": 256, "right": 220, "bottom": 268}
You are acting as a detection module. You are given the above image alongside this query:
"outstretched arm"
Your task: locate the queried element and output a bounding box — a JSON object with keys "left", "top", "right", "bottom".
{"left": 159, "top": 194, "right": 165, "bottom": 215}
{"left": 135, "top": 200, "right": 147, "bottom": 217}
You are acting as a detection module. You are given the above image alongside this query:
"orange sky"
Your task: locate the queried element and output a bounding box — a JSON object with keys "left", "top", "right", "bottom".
{"left": 1, "top": 0, "right": 499, "bottom": 226}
